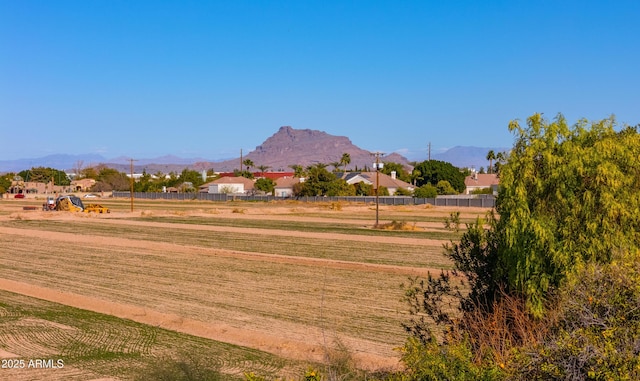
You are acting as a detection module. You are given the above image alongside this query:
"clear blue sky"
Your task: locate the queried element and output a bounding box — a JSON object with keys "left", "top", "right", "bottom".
{"left": 2, "top": 1, "right": 639, "bottom": 161}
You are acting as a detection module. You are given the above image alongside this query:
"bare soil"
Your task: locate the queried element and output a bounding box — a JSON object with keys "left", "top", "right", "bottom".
{"left": 0, "top": 201, "right": 486, "bottom": 376}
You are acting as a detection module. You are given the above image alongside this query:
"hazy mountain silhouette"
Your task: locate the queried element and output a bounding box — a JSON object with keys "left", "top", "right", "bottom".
{"left": 0, "top": 127, "right": 507, "bottom": 173}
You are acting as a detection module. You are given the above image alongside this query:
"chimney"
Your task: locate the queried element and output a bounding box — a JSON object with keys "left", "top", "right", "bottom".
{"left": 391, "top": 171, "right": 396, "bottom": 180}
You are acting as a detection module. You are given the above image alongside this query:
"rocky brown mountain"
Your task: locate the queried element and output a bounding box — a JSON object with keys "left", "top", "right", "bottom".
{"left": 210, "top": 126, "right": 412, "bottom": 172}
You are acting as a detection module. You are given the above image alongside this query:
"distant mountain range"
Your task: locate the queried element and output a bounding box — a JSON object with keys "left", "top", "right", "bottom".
{"left": 0, "top": 126, "right": 508, "bottom": 173}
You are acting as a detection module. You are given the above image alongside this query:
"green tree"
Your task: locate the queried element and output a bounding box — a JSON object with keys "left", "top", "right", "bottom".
{"left": 413, "top": 160, "right": 465, "bottom": 193}
{"left": 381, "top": 162, "right": 411, "bottom": 182}
{"left": 255, "top": 178, "right": 275, "bottom": 194}
{"left": 403, "top": 112, "right": 640, "bottom": 349}
{"left": 81, "top": 166, "right": 99, "bottom": 179}
{"left": 233, "top": 169, "right": 254, "bottom": 179}
{"left": 326, "top": 179, "right": 355, "bottom": 196}
{"left": 354, "top": 182, "right": 373, "bottom": 196}
{"left": 18, "top": 167, "right": 70, "bottom": 186}
{"left": 398, "top": 115, "right": 640, "bottom": 381}
{"left": 289, "top": 164, "right": 305, "bottom": 178}
{"left": 377, "top": 185, "right": 389, "bottom": 196}
{"left": 178, "top": 169, "right": 205, "bottom": 189}
{"left": 0, "top": 173, "right": 13, "bottom": 193}
{"left": 394, "top": 187, "right": 413, "bottom": 196}
{"left": 297, "top": 164, "right": 336, "bottom": 196}
{"left": 493, "top": 151, "right": 507, "bottom": 174}
{"left": 94, "top": 167, "right": 130, "bottom": 191}
{"left": 436, "top": 180, "right": 457, "bottom": 195}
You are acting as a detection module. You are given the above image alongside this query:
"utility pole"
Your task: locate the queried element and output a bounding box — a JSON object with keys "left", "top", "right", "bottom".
{"left": 372, "top": 152, "right": 384, "bottom": 227}
{"left": 428, "top": 142, "right": 431, "bottom": 161}
{"left": 239, "top": 149, "right": 243, "bottom": 173}
{"left": 129, "top": 158, "right": 137, "bottom": 212}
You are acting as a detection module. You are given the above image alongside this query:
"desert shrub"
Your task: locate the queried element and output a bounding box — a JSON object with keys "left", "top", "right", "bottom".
{"left": 329, "top": 201, "right": 343, "bottom": 211}
{"left": 509, "top": 251, "right": 640, "bottom": 380}
{"left": 377, "top": 220, "right": 420, "bottom": 231}
{"left": 399, "top": 114, "right": 640, "bottom": 380}
{"left": 387, "top": 337, "right": 504, "bottom": 381}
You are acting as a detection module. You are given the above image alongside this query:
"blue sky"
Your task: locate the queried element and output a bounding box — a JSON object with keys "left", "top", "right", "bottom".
{"left": 1, "top": 1, "right": 639, "bottom": 161}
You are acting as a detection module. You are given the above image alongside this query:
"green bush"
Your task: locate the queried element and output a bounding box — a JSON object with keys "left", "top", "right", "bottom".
{"left": 387, "top": 337, "right": 504, "bottom": 381}
{"left": 413, "top": 184, "right": 437, "bottom": 198}
{"left": 509, "top": 251, "right": 640, "bottom": 380}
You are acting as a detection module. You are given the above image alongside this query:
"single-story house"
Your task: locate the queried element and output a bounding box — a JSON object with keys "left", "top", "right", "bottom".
{"left": 464, "top": 173, "right": 499, "bottom": 194}
{"left": 274, "top": 177, "right": 301, "bottom": 197}
{"left": 205, "top": 176, "right": 255, "bottom": 194}
{"left": 9, "top": 180, "right": 70, "bottom": 195}
{"left": 340, "top": 171, "right": 414, "bottom": 195}
{"left": 71, "top": 178, "right": 96, "bottom": 192}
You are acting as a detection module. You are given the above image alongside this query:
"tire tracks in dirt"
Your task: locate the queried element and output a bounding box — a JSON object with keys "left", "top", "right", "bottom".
{"left": 0, "top": 226, "right": 442, "bottom": 276}
{"left": 0, "top": 278, "right": 400, "bottom": 370}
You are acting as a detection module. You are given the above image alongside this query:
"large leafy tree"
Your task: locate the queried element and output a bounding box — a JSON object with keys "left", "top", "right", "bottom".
{"left": 255, "top": 178, "right": 275, "bottom": 194}
{"left": 400, "top": 113, "right": 640, "bottom": 379}
{"left": 18, "top": 167, "right": 70, "bottom": 186}
{"left": 93, "top": 167, "right": 130, "bottom": 191}
{"left": 496, "top": 113, "right": 640, "bottom": 314}
{"left": 0, "top": 173, "right": 13, "bottom": 193}
{"left": 296, "top": 164, "right": 339, "bottom": 196}
{"left": 178, "top": 169, "right": 205, "bottom": 188}
{"left": 380, "top": 162, "right": 411, "bottom": 183}
{"left": 409, "top": 113, "right": 640, "bottom": 322}
{"left": 412, "top": 160, "right": 465, "bottom": 193}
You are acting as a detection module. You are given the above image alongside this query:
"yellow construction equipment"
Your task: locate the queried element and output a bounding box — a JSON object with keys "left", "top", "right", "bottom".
{"left": 48, "top": 195, "right": 110, "bottom": 213}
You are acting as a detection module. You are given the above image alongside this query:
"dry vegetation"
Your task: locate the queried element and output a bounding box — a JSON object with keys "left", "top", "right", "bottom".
{"left": 0, "top": 197, "right": 488, "bottom": 380}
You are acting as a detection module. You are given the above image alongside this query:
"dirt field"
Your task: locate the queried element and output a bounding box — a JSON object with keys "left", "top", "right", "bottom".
{"left": 0, "top": 198, "right": 489, "bottom": 379}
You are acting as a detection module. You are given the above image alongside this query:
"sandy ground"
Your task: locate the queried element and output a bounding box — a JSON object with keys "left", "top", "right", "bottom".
{"left": 0, "top": 202, "right": 483, "bottom": 373}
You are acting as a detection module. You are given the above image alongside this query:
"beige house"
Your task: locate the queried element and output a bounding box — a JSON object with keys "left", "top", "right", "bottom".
{"left": 342, "top": 171, "right": 414, "bottom": 195}
{"left": 204, "top": 176, "right": 255, "bottom": 194}
{"left": 274, "top": 177, "right": 301, "bottom": 197}
{"left": 9, "top": 180, "right": 70, "bottom": 195}
{"left": 464, "top": 173, "right": 499, "bottom": 194}
{"left": 71, "top": 178, "right": 96, "bottom": 192}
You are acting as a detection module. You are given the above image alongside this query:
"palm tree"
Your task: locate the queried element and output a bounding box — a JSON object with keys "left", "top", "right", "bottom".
{"left": 257, "top": 165, "right": 270, "bottom": 176}
{"left": 243, "top": 159, "right": 254, "bottom": 173}
{"left": 330, "top": 161, "right": 342, "bottom": 172}
{"left": 494, "top": 151, "right": 506, "bottom": 174}
{"left": 340, "top": 153, "right": 351, "bottom": 173}
{"left": 289, "top": 164, "right": 304, "bottom": 178}
{"left": 486, "top": 150, "right": 496, "bottom": 174}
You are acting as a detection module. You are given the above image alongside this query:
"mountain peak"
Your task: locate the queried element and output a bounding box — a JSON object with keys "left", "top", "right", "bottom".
{"left": 238, "top": 126, "right": 380, "bottom": 171}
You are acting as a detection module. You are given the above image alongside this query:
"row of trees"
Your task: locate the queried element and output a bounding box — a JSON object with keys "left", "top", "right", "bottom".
{"left": 3, "top": 152, "right": 483, "bottom": 196}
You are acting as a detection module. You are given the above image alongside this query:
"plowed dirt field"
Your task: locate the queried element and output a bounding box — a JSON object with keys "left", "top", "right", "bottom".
{"left": 0, "top": 198, "right": 488, "bottom": 380}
